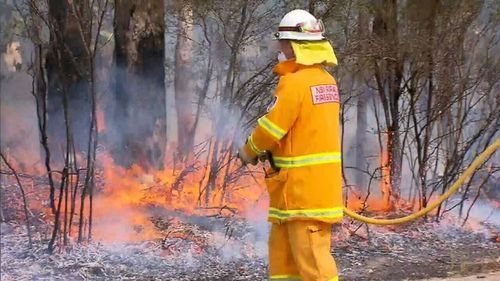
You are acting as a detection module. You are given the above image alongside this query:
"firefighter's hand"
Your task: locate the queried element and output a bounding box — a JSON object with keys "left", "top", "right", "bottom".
{"left": 237, "top": 147, "right": 258, "bottom": 166}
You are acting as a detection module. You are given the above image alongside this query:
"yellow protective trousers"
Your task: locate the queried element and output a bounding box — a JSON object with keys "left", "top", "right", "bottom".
{"left": 269, "top": 220, "right": 338, "bottom": 281}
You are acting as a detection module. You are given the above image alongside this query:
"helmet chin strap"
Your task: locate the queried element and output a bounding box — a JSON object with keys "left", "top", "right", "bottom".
{"left": 277, "top": 51, "right": 288, "bottom": 62}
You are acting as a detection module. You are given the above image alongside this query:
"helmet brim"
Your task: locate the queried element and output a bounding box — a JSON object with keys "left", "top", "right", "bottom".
{"left": 273, "top": 31, "right": 325, "bottom": 41}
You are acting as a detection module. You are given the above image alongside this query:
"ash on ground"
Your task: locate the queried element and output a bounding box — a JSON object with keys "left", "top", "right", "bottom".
{"left": 1, "top": 215, "right": 499, "bottom": 281}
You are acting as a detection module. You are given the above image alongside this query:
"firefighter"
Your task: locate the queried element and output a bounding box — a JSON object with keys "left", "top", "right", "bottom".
{"left": 237, "top": 9, "right": 342, "bottom": 281}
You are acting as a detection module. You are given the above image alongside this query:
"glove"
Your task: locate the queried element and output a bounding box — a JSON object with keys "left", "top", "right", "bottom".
{"left": 237, "top": 147, "right": 258, "bottom": 166}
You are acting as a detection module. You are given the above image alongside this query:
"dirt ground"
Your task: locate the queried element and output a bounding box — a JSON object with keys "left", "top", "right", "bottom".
{"left": 2, "top": 218, "right": 499, "bottom": 281}
{"left": 333, "top": 221, "right": 499, "bottom": 281}
{"left": 422, "top": 271, "right": 499, "bottom": 280}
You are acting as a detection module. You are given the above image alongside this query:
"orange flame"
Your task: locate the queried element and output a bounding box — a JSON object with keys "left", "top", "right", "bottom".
{"left": 90, "top": 152, "right": 267, "bottom": 242}
{"left": 96, "top": 105, "right": 106, "bottom": 133}
{"left": 380, "top": 146, "right": 392, "bottom": 211}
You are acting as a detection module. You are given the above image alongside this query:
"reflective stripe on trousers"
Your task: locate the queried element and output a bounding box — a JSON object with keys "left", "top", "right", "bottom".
{"left": 273, "top": 152, "right": 341, "bottom": 168}
{"left": 269, "top": 207, "right": 343, "bottom": 221}
{"left": 270, "top": 274, "right": 301, "bottom": 280}
{"left": 270, "top": 275, "right": 339, "bottom": 281}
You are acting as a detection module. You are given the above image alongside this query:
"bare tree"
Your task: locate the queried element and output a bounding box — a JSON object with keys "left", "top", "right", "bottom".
{"left": 18, "top": 0, "right": 108, "bottom": 252}
{"left": 325, "top": 0, "right": 498, "bottom": 215}
{"left": 164, "top": 0, "right": 280, "bottom": 207}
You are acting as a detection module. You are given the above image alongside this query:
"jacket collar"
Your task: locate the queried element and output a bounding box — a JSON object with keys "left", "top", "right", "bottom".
{"left": 273, "top": 59, "right": 319, "bottom": 76}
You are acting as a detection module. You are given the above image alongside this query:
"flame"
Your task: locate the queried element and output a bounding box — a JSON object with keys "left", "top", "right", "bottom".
{"left": 346, "top": 138, "right": 394, "bottom": 213}
{"left": 90, "top": 151, "right": 267, "bottom": 242}
{"left": 96, "top": 105, "right": 106, "bottom": 133}
{"left": 380, "top": 146, "right": 392, "bottom": 211}
{"left": 346, "top": 193, "right": 395, "bottom": 212}
{"left": 346, "top": 132, "right": 396, "bottom": 213}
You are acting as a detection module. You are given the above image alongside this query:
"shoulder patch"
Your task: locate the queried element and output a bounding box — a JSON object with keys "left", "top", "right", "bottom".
{"left": 310, "top": 84, "right": 339, "bottom": 105}
{"left": 266, "top": 96, "right": 278, "bottom": 112}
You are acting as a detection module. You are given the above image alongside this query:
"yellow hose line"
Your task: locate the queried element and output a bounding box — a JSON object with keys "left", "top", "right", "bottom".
{"left": 343, "top": 139, "right": 500, "bottom": 225}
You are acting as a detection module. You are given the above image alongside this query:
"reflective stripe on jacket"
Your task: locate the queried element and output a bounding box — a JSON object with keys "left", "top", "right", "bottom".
{"left": 243, "top": 59, "right": 343, "bottom": 223}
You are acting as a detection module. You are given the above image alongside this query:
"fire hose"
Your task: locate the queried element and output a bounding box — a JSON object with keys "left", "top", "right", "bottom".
{"left": 259, "top": 139, "right": 499, "bottom": 225}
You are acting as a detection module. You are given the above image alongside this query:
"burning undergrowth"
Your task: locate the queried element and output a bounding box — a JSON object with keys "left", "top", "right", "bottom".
{"left": 0, "top": 144, "right": 269, "bottom": 241}
{"left": 88, "top": 150, "right": 268, "bottom": 243}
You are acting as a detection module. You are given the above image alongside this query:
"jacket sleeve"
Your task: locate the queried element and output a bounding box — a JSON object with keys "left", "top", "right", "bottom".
{"left": 243, "top": 76, "right": 302, "bottom": 158}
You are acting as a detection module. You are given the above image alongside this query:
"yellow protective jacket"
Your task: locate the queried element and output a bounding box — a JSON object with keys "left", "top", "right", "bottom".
{"left": 243, "top": 59, "right": 343, "bottom": 224}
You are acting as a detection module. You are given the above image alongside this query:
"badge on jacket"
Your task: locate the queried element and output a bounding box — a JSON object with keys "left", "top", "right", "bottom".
{"left": 310, "top": 84, "right": 339, "bottom": 105}
{"left": 267, "top": 96, "right": 278, "bottom": 112}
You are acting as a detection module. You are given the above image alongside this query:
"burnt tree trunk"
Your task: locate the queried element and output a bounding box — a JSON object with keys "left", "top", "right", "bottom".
{"left": 174, "top": 2, "right": 195, "bottom": 161}
{"left": 112, "top": 0, "right": 166, "bottom": 170}
{"left": 372, "top": 0, "right": 403, "bottom": 209}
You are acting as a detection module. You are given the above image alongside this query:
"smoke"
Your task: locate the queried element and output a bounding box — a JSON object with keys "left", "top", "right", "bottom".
{"left": 92, "top": 206, "right": 158, "bottom": 242}
{"left": 243, "top": 217, "right": 270, "bottom": 258}
{"left": 212, "top": 202, "right": 269, "bottom": 262}
{"left": 212, "top": 216, "right": 269, "bottom": 263}
{"left": 207, "top": 99, "right": 246, "bottom": 146}
{"left": 448, "top": 198, "right": 500, "bottom": 229}
{"left": 141, "top": 206, "right": 269, "bottom": 263}
{"left": 468, "top": 199, "right": 499, "bottom": 226}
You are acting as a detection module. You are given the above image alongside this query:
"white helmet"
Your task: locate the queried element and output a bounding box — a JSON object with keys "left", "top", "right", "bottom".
{"left": 275, "top": 9, "right": 325, "bottom": 41}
